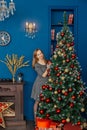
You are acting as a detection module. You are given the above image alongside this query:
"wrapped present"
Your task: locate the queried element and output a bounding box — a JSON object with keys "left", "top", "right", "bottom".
{"left": 54, "top": 129, "right": 61, "bottom": 130}
{"left": 50, "top": 121, "right": 62, "bottom": 130}
{"left": 64, "top": 123, "right": 81, "bottom": 130}
{"left": 35, "top": 127, "right": 39, "bottom": 130}
{"left": 36, "top": 118, "right": 62, "bottom": 130}
{"left": 35, "top": 127, "right": 52, "bottom": 130}
{"left": 50, "top": 121, "right": 57, "bottom": 128}
{"left": 36, "top": 117, "right": 51, "bottom": 128}
{"left": 38, "top": 128, "right": 50, "bottom": 130}
{"left": 35, "top": 128, "right": 62, "bottom": 130}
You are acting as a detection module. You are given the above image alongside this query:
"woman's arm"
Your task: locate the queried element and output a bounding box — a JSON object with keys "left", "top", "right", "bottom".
{"left": 42, "top": 61, "right": 51, "bottom": 77}
{"left": 35, "top": 64, "right": 48, "bottom": 78}
{"left": 42, "top": 68, "right": 48, "bottom": 77}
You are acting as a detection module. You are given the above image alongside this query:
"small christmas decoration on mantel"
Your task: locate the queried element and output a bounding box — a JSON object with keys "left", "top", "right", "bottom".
{"left": 0, "top": 102, "right": 14, "bottom": 128}
{"left": 17, "top": 72, "right": 24, "bottom": 82}
{"left": 0, "top": 54, "right": 29, "bottom": 83}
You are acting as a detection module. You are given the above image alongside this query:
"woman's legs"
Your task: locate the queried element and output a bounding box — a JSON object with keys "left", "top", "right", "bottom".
{"left": 34, "top": 100, "right": 39, "bottom": 122}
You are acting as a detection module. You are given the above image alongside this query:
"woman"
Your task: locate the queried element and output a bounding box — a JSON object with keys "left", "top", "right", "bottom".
{"left": 31, "top": 48, "right": 51, "bottom": 122}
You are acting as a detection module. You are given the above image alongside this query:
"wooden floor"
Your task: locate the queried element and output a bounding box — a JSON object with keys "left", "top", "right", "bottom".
{"left": 26, "top": 120, "right": 35, "bottom": 130}
{"left": 0, "top": 120, "right": 35, "bottom": 130}
{"left": 0, "top": 120, "right": 87, "bottom": 130}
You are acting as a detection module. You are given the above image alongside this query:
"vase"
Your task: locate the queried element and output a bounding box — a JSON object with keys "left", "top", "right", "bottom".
{"left": 12, "top": 75, "right": 15, "bottom": 83}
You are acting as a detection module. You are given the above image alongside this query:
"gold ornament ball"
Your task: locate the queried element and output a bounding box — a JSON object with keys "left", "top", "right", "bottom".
{"left": 59, "top": 41, "right": 63, "bottom": 45}
{"left": 62, "top": 90, "right": 65, "bottom": 94}
{"left": 66, "top": 118, "right": 70, "bottom": 123}
{"left": 63, "top": 60, "right": 65, "bottom": 63}
{"left": 54, "top": 105, "right": 57, "bottom": 108}
{"left": 74, "top": 79, "right": 77, "bottom": 81}
{"left": 54, "top": 91, "right": 58, "bottom": 94}
{"left": 61, "top": 76, "right": 65, "bottom": 80}
{"left": 48, "top": 78, "right": 52, "bottom": 82}
{"left": 61, "top": 53, "right": 64, "bottom": 56}
{"left": 65, "top": 68, "right": 69, "bottom": 73}
{"left": 83, "top": 122, "right": 87, "bottom": 128}
{"left": 81, "top": 108, "right": 85, "bottom": 112}
{"left": 54, "top": 55, "right": 57, "bottom": 59}
{"left": 39, "top": 103, "right": 41, "bottom": 106}
{"left": 57, "top": 51, "right": 61, "bottom": 55}
{"left": 69, "top": 47, "right": 73, "bottom": 50}
{"left": 59, "top": 41, "right": 63, "bottom": 44}
{"left": 69, "top": 72, "right": 72, "bottom": 75}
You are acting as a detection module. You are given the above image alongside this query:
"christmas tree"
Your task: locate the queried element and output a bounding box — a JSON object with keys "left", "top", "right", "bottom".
{"left": 37, "top": 12, "right": 86, "bottom": 127}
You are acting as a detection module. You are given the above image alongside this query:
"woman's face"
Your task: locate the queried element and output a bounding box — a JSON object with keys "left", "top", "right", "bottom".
{"left": 36, "top": 50, "right": 44, "bottom": 60}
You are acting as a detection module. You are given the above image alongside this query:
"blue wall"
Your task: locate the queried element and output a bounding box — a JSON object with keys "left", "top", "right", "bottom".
{"left": 0, "top": 0, "right": 87, "bottom": 120}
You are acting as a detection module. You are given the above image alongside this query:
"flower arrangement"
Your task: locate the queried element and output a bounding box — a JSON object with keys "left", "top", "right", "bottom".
{"left": 0, "top": 54, "right": 29, "bottom": 82}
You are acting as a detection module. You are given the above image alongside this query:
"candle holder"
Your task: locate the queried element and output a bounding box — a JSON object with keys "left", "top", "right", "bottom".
{"left": 17, "top": 73, "right": 23, "bottom": 82}
{"left": 25, "top": 22, "right": 37, "bottom": 39}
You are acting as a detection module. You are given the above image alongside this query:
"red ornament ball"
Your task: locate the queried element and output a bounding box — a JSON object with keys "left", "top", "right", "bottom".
{"left": 39, "top": 93, "right": 43, "bottom": 97}
{"left": 61, "top": 119, "right": 66, "bottom": 124}
{"left": 70, "top": 64, "right": 74, "bottom": 68}
{"left": 68, "top": 88, "right": 72, "bottom": 92}
{"left": 54, "top": 66, "right": 59, "bottom": 71}
{"left": 64, "top": 92, "right": 68, "bottom": 96}
{"left": 46, "top": 113, "right": 50, "bottom": 118}
{"left": 58, "top": 97, "right": 62, "bottom": 101}
{"left": 46, "top": 85, "right": 49, "bottom": 89}
{"left": 49, "top": 87, "right": 53, "bottom": 91}
{"left": 40, "top": 97, "right": 44, "bottom": 101}
{"left": 56, "top": 45, "right": 59, "bottom": 48}
{"left": 71, "top": 42, "right": 74, "bottom": 46}
{"left": 66, "top": 59, "right": 70, "bottom": 63}
{"left": 62, "top": 40, "right": 66, "bottom": 44}
{"left": 59, "top": 82, "right": 62, "bottom": 85}
{"left": 71, "top": 95, "right": 76, "bottom": 100}
{"left": 67, "top": 43, "right": 71, "bottom": 47}
{"left": 56, "top": 73, "right": 61, "bottom": 77}
{"left": 79, "top": 91, "right": 84, "bottom": 96}
{"left": 77, "top": 121, "right": 81, "bottom": 125}
{"left": 47, "top": 73, "right": 50, "bottom": 76}
{"left": 71, "top": 54, "right": 76, "bottom": 59}
{"left": 61, "top": 32, "right": 65, "bottom": 37}
{"left": 57, "top": 89, "right": 61, "bottom": 93}
{"left": 64, "top": 54, "right": 67, "bottom": 57}
{"left": 42, "top": 85, "right": 46, "bottom": 90}
{"left": 56, "top": 109, "right": 61, "bottom": 113}
{"left": 40, "top": 110, "right": 44, "bottom": 114}
{"left": 46, "top": 98, "right": 50, "bottom": 103}
{"left": 70, "top": 102, "right": 74, "bottom": 108}
{"left": 55, "top": 80, "right": 58, "bottom": 84}
{"left": 77, "top": 76, "right": 80, "bottom": 80}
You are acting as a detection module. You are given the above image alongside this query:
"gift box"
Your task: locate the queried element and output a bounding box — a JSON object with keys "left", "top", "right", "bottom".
{"left": 35, "top": 127, "right": 61, "bottom": 130}
{"left": 64, "top": 123, "right": 81, "bottom": 130}
{"left": 50, "top": 121, "right": 62, "bottom": 130}
{"left": 36, "top": 118, "right": 62, "bottom": 130}
{"left": 36, "top": 117, "right": 51, "bottom": 129}
{"left": 36, "top": 128, "right": 50, "bottom": 130}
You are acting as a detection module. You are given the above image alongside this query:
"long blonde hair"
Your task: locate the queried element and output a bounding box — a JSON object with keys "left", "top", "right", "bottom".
{"left": 32, "top": 49, "right": 47, "bottom": 68}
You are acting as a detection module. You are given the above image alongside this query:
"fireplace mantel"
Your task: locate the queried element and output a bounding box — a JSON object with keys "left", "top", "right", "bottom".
{"left": 0, "top": 82, "right": 26, "bottom": 130}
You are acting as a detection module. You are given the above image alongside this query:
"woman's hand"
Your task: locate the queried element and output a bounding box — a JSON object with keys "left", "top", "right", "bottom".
{"left": 47, "top": 60, "right": 52, "bottom": 69}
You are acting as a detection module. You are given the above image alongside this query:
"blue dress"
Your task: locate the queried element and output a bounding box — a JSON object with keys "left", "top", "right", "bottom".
{"left": 31, "top": 63, "right": 48, "bottom": 101}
